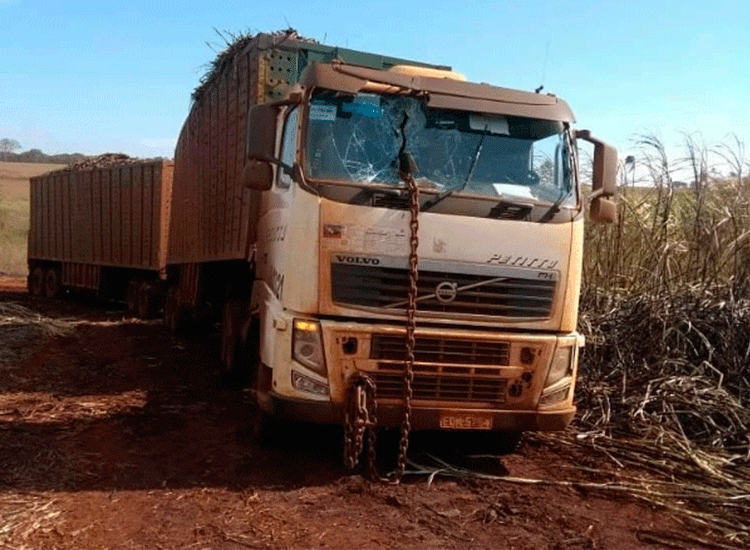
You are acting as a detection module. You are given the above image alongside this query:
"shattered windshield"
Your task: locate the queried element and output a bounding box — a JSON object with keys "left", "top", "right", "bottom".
{"left": 304, "top": 91, "right": 574, "bottom": 205}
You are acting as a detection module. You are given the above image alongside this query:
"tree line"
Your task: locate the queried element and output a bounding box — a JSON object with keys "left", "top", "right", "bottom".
{"left": 0, "top": 138, "right": 85, "bottom": 164}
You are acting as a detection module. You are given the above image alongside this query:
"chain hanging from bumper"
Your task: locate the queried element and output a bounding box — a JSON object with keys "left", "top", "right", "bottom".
{"left": 343, "top": 375, "right": 378, "bottom": 471}
{"left": 342, "top": 172, "right": 419, "bottom": 484}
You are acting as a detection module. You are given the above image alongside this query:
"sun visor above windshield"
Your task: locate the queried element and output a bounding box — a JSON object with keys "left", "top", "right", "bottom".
{"left": 298, "top": 62, "right": 576, "bottom": 123}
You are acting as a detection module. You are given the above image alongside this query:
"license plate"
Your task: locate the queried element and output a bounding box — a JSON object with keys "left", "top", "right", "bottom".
{"left": 439, "top": 411, "right": 493, "bottom": 430}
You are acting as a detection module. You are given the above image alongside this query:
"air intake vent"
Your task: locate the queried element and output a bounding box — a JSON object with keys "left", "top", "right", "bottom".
{"left": 371, "top": 334, "right": 510, "bottom": 366}
{"left": 331, "top": 264, "right": 555, "bottom": 318}
{"left": 368, "top": 334, "right": 511, "bottom": 402}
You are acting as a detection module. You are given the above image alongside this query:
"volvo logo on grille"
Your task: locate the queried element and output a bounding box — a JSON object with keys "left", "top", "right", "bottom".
{"left": 435, "top": 281, "right": 458, "bottom": 303}
{"left": 334, "top": 255, "right": 381, "bottom": 265}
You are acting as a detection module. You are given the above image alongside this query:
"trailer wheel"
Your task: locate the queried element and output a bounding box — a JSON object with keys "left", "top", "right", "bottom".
{"left": 44, "top": 267, "right": 62, "bottom": 299}
{"left": 126, "top": 279, "right": 140, "bottom": 315}
{"left": 28, "top": 267, "right": 45, "bottom": 297}
{"left": 221, "top": 300, "right": 246, "bottom": 384}
{"left": 164, "top": 287, "right": 189, "bottom": 334}
{"left": 137, "top": 282, "right": 156, "bottom": 319}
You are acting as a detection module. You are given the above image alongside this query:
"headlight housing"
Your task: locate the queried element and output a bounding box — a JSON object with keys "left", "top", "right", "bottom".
{"left": 292, "top": 319, "right": 327, "bottom": 376}
{"left": 545, "top": 345, "right": 574, "bottom": 387}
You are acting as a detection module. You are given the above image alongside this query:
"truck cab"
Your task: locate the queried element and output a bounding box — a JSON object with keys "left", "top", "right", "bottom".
{"left": 240, "top": 60, "right": 617, "bottom": 445}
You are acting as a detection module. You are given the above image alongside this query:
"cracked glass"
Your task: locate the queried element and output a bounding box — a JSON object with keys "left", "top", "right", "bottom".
{"left": 304, "top": 91, "right": 573, "bottom": 205}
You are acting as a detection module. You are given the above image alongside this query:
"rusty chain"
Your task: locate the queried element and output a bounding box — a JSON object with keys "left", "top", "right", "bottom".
{"left": 343, "top": 172, "right": 419, "bottom": 484}
{"left": 395, "top": 171, "right": 419, "bottom": 481}
{"left": 343, "top": 375, "right": 377, "bottom": 470}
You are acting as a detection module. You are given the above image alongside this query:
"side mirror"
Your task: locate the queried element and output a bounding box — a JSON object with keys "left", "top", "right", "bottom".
{"left": 242, "top": 160, "right": 273, "bottom": 190}
{"left": 246, "top": 104, "right": 278, "bottom": 162}
{"left": 576, "top": 130, "right": 618, "bottom": 223}
{"left": 590, "top": 197, "right": 617, "bottom": 224}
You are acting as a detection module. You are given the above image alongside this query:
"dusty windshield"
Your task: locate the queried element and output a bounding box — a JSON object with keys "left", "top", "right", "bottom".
{"left": 304, "top": 91, "right": 573, "bottom": 205}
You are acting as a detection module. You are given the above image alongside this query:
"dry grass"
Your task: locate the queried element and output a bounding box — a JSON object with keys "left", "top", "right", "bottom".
{"left": 0, "top": 162, "right": 65, "bottom": 275}
{"left": 570, "top": 134, "right": 750, "bottom": 547}
{"left": 0, "top": 303, "right": 74, "bottom": 368}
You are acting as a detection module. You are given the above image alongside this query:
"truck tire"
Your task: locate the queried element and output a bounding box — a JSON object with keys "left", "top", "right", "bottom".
{"left": 253, "top": 407, "right": 287, "bottom": 447}
{"left": 164, "top": 287, "right": 189, "bottom": 334}
{"left": 221, "top": 300, "right": 247, "bottom": 385}
{"left": 44, "top": 267, "right": 62, "bottom": 299}
{"left": 488, "top": 430, "right": 523, "bottom": 455}
{"left": 28, "top": 266, "right": 45, "bottom": 297}
{"left": 137, "top": 281, "right": 156, "bottom": 319}
{"left": 126, "top": 279, "right": 140, "bottom": 315}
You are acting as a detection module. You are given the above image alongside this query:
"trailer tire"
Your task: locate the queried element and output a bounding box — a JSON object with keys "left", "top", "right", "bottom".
{"left": 126, "top": 279, "right": 140, "bottom": 315}
{"left": 29, "top": 267, "right": 45, "bottom": 297}
{"left": 164, "top": 288, "right": 189, "bottom": 334}
{"left": 221, "top": 300, "right": 248, "bottom": 386}
{"left": 44, "top": 267, "right": 62, "bottom": 299}
{"left": 137, "top": 282, "right": 156, "bottom": 319}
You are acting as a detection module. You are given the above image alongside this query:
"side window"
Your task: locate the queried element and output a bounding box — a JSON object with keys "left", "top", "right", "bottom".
{"left": 278, "top": 107, "right": 299, "bottom": 189}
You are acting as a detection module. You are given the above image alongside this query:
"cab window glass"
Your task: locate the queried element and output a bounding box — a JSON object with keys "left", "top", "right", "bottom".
{"left": 278, "top": 107, "right": 299, "bottom": 189}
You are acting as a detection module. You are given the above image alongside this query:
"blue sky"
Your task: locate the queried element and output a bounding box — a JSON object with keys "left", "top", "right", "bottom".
{"left": 2, "top": 0, "right": 748, "bottom": 169}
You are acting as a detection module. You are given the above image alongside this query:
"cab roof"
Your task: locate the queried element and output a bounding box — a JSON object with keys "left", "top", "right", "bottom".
{"left": 298, "top": 61, "right": 576, "bottom": 123}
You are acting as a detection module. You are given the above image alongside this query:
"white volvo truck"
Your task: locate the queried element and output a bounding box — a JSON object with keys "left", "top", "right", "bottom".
{"left": 237, "top": 58, "right": 616, "bottom": 464}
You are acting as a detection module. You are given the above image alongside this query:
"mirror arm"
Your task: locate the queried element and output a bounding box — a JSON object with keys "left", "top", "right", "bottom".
{"left": 588, "top": 187, "right": 605, "bottom": 201}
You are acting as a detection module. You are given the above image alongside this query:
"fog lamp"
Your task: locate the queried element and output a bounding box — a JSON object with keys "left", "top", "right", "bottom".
{"left": 539, "top": 385, "right": 570, "bottom": 406}
{"left": 291, "top": 370, "right": 330, "bottom": 396}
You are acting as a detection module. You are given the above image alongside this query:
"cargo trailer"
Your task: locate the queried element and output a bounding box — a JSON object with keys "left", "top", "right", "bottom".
{"left": 27, "top": 159, "right": 173, "bottom": 317}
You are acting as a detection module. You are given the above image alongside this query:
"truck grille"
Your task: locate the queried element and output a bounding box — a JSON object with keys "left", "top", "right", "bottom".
{"left": 331, "top": 264, "right": 555, "bottom": 318}
{"left": 367, "top": 334, "right": 510, "bottom": 403}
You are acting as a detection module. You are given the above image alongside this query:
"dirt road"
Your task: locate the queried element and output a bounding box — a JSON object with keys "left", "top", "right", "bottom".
{"left": 0, "top": 277, "right": 706, "bottom": 549}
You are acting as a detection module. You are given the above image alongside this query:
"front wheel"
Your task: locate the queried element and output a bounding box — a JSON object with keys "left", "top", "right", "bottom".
{"left": 487, "top": 430, "right": 524, "bottom": 455}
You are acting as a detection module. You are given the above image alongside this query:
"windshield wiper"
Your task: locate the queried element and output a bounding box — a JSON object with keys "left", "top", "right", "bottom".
{"left": 538, "top": 188, "right": 572, "bottom": 223}
{"left": 421, "top": 126, "right": 489, "bottom": 212}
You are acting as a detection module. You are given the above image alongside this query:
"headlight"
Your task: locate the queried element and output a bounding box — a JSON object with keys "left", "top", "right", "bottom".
{"left": 545, "top": 345, "right": 574, "bottom": 387}
{"left": 292, "top": 319, "right": 327, "bottom": 376}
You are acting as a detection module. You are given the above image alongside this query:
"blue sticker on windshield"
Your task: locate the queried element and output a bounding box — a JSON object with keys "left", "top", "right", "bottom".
{"left": 342, "top": 95, "right": 382, "bottom": 118}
